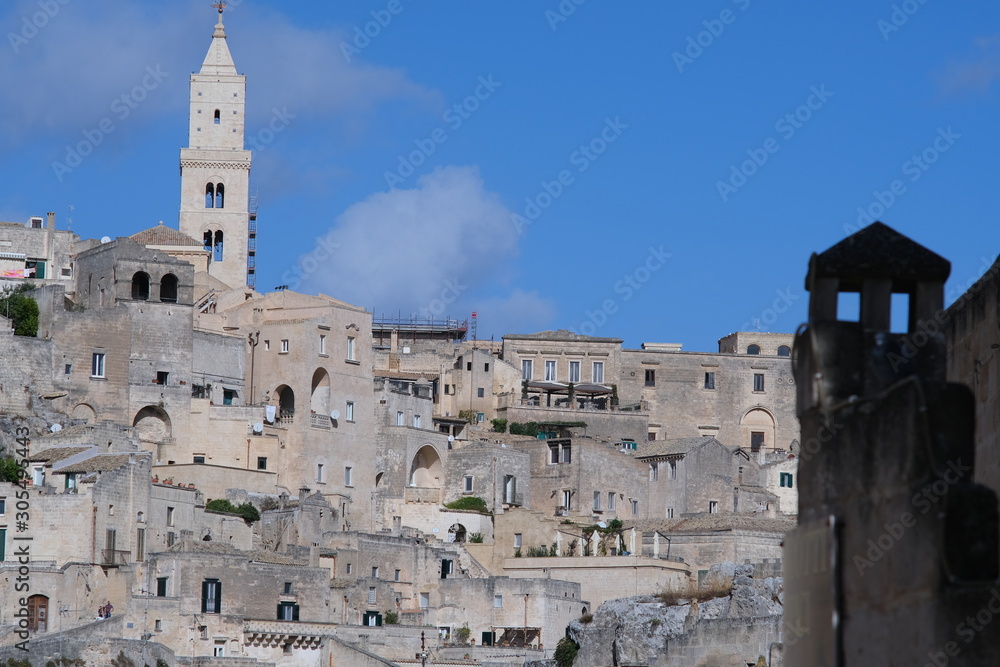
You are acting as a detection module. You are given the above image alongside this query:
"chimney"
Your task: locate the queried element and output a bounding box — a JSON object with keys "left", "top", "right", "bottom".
{"left": 46, "top": 211, "right": 55, "bottom": 229}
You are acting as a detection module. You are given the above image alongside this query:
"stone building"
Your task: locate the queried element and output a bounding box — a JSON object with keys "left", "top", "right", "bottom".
{"left": 785, "top": 222, "right": 1000, "bottom": 666}
{"left": 0, "top": 212, "right": 80, "bottom": 285}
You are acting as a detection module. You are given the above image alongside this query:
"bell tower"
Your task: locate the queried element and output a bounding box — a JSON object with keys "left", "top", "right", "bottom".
{"left": 178, "top": 2, "right": 254, "bottom": 289}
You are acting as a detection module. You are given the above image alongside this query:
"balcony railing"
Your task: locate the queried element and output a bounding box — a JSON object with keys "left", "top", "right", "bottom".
{"left": 101, "top": 549, "right": 130, "bottom": 566}
{"left": 509, "top": 398, "right": 647, "bottom": 413}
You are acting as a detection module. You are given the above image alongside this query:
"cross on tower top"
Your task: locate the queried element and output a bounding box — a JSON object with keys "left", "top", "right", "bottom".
{"left": 212, "top": 1, "right": 226, "bottom": 14}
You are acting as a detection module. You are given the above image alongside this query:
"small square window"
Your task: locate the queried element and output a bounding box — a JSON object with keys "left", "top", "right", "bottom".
{"left": 464, "top": 476, "right": 474, "bottom": 493}
{"left": 493, "top": 594, "right": 503, "bottom": 608}
{"left": 283, "top": 582, "right": 292, "bottom": 594}
{"left": 477, "top": 388, "right": 485, "bottom": 398}
{"left": 709, "top": 501, "right": 719, "bottom": 514}
{"left": 264, "top": 340, "right": 270, "bottom": 351}
{"left": 193, "top": 455, "right": 205, "bottom": 464}
{"left": 257, "top": 457, "right": 267, "bottom": 470}
{"left": 64, "top": 364, "right": 72, "bottom": 375}
{"left": 280, "top": 339, "right": 289, "bottom": 354}
{"left": 644, "top": 369, "right": 655, "bottom": 386}
{"left": 154, "top": 619, "right": 162, "bottom": 631}
{"left": 0, "top": 498, "right": 6, "bottom": 515}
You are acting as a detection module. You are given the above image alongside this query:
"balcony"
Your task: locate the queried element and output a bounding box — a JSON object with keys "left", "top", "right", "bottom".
{"left": 101, "top": 549, "right": 130, "bottom": 567}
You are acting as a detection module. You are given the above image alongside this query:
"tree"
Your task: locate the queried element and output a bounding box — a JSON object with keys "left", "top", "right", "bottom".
{"left": 0, "top": 283, "right": 39, "bottom": 337}
{"left": 0, "top": 457, "right": 24, "bottom": 483}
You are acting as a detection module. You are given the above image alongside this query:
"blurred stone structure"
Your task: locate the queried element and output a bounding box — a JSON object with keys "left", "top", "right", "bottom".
{"left": 786, "top": 222, "right": 1000, "bottom": 666}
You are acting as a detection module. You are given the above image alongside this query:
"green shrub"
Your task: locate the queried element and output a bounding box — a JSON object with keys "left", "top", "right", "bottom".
{"left": 454, "top": 625, "right": 471, "bottom": 644}
{"left": 509, "top": 421, "right": 540, "bottom": 437}
{"left": 554, "top": 636, "right": 579, "bottom": 667}
{"left": 490, "top": 418, "right": 508, "bottom": 433}
{"left": 0, "top": 283, "right": 39, "bottom": 337}
{"left": 384, "top": 610, "right": 399, "bottom": 625}
{"left": 443, "top": 496, "right": 489, "bottom": 514}
{"left": 205, "top": 499, "right": 259, "bottom": 524}
{"left": 457, "top": 409, "right": 476, "bottom": 424}
{"left": 468, "top": 532, "right": 484, "bottom": 543}
{"left": 0, "top": 457, "right": 25, "bottom": 483}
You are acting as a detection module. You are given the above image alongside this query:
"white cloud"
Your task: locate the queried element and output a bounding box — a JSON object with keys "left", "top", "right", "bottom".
{"left": 0, "top": 1, "right": 435, "bottom": 148}
{"left": 934, "top": 34, "right": 1000, "bottom": 96}
{"left": 295, "top": 165, "right": 550, "bottom": 334}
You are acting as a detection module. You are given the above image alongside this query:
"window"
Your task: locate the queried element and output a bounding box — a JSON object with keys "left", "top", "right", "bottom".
{"left": 205, "top": 184, "right": 215, "bottom": 208}
{"left": 709, "top": 501, "right": 718, "bottom": 514}
{"left": 780, "top": 472, "right": 794, "bottom": 488}
{"left": 345, "top": 466, "right": 353, "bottom": 486}
{"left": 747, "top": 344, "right": 761, "bottom": 355}
{"left": 668, "top": 460, "right": 677, "bottom": 479}
{"left": 420, "top": 592, "right": 430, "bottom": 609}
{"left": 222, "top": 388, "right": 236, "bottom": 405}
{"left": 215, "top": 184, "right": 225, "bottom": 209}
{"left": 568, "top": 361, "right": 580, "bottom": 383}
{"left": 521, "top": 359, "right": 533, "bottom": 380}
{"left": 704, "top": 372, "right": 715, "bottom": 389}
{"left": 485, "top": 362, "right": 490, "bottom": 372}
{"left": 257, "top": 457, "right": 267, "bottom": 470}
{"left": 549, "top": 444, "right": 560, "bottom": 464}
{"left": 631, "top": 499, "right": 639, "bottom": 515}
{"left": 514, "top": 533, "right": 522, "bottom": 548}
{"left": 0, "top": 498, "right": 5, "bottom": 515}
{"left": 396, "top": 411, "right": 404, "bottom": 426}
{"left": 347, "top": 336, "right": 356, "bottom": 361}
{"left": 593, "top": 491, "right": 601, "bottom": 511}
{"left": 166, "top": 507, "right": 175, "bottom": 527}
{"left": 504, "top": 475, "right": 517, "bottom": 504}
{"left": 753, "top": 373, "right": 765, "bottom": 392}
{"left": 778, "top": 345, "right": 791, "bottom": 357}
{"left": 280, "top": 339, "right": 289, "bottom": 353}
{"left": 644, "top": 369, "right": 655, "bottom": 386}
{"left": 202, "top": 579, "right": 222, "bottom": 614}
{"left": 413, "top": 415, "right": 421, "bottom": 428}
{"left": 136, "top": 528, "right": 145, "bottom": 561}
{"left": 346, "top": 401, "right": 355, "bottom": 422}
{"left": 319, "top": 334, "right": 326, "bottom": 355}
{"left": 464, "top": 476, "right": 474, "bottom": 493}
{"left": 650, "top": 462, "right": 660, "bottom": 481}
{"left": 751, "top": 432, "right": 764, "bottom": 452}
{"left": 476, "top": 412, "right": 485, "bottom": 423}
{"left": 346, "top": 563, "right": 352, "bottom": 575}
{"left": 64, "top": 364, "right": 72, "bottom": 375}
{"left": 154, "top": 619, "right": 162, "bottom": 632}
{"left": 368, "top": 587, "right": 376, "bottom": 604}
{"left": 667, "top": 507, "right": 674, "bottom": 519}
{"left": 264, "top": 340, "right": 270, "bottom": 351}
{"left": 193, "top": 455, "right": 205, "bottom": 464}
{"left": 562, "top": 489, "right": 571, "bottom": 509}
{"left": 65, "top": 473, "right": 77, "bottom": 491}
{"left": 316, "top": 464, "right": 324, "bottom": 483}
{"left": 91, "top": 352, "right": 106, "bottom": 378}
{"left": 592, "top": 362, "right": 604, "bottom": 383}
{"left": 284, "top": 582, "right": 293, "bottom": 594}
{"left": 561, "top": 444, "right": 571, "bottom": 463}
{"left": 493, "top": 595, "right": 503, "bottom": 608}
{"left": 466, "top": 361, "right": 472, "bottom": 371}
{"left": 167, "top": 531, "right": 176, "bottom": 547}
{"left": 608, "top": 492, "right": 616, "bottom": 511}
{"left": 213, "top": 109, "right": 220, "bottom": 124}
{"left": 545, "top": 360, "right": 557, "bottom": 381}
{"left": 214, "top": 641, "right": 225, "bottom": 657}
{"left": 278, "top": 602, "right": 299, "bottom": 621}
{"left": 372, "top": 566, "right": 379, "bottom": 578}
{"left": 477, "top": 388, "right": 485, "bottom": 398}
{"left": 394, "top": 569, "right": 401, "bottom": 582}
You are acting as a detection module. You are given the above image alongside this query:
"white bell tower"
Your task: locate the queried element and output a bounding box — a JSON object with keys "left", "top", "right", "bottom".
{"left": 179, "top": 2, "right": 255, "bottom": 289}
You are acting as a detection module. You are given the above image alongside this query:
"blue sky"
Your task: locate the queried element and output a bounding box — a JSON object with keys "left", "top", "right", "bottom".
{"left": 1, "top": 0, "right": 997, "bottom": 351}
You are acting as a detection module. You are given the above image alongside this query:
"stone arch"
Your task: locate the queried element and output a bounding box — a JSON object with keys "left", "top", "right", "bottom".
{"left": 131, "top": 271, "right": 150, "bottom": 300}
{"left": 160, "top": 273, "right": 178, "bottom": 303}
{"left": 409, "top": 445, "right": 443, "bottom": 488}
{"left": 746, "top": 344, "right": 761, "bottom": 355}
{"left": 740, "top": 407, "right": 776, "bottom": 453}
{"left": 275, "top": 384, "right": 295, "bottom": 424}
{"left": 71, "top": 403, "right": 96, "bottom": 424}
{"left": 375, "top": 471, "right": 384, "bottom": 487}
{"left": 133, "top": 405, "right": 172, "bottom": 443}
{"left": 777, "top": 345, "right": 791, "bottom": 357}
{"left": 310, "top": 368, "right": 331, "bottom": 415}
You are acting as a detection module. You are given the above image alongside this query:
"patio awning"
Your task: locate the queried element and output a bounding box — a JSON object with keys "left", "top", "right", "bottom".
{"left": 573, "top": 383, "right": 612, "bottom": 395}
{"left": 526, "top": 380, "right": 568, "bottom": 392}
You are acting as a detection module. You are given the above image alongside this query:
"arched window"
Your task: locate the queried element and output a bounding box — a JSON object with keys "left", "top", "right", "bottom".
{"left": 213, "top": 230, "right": 224, "bottom": 262}
{"left": 215, "top": 183, "right": 225, "bottom": 209}
{"left": 205, "top": 183, "right": 215, "bottom": 208}
{"left": 276, "top": 385, "right": 295, "bottom": 425}
{"left": 777, "top": 345, "right": 791, "bottom": 357}
{"left": 213, "top": 109, "right": 220, "bottom": 124}
{"left": 747, "top": 344, "right": 761, "bottom": 355}
{"left": 203, "top": 231, "right": 213, "bottom": 253}
{"left": 131, "top": 272, "right": 150, "bottom": 300}
{"left": 160, "top": 274, "right": 178, "bottom": 303}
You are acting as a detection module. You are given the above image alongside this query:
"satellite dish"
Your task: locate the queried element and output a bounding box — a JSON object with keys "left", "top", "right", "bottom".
{"left": 50, "top": 423, "right": 62, "bottom": 433}
{"left": 100, "top": 236, "right": 111, "bottom": 244}
{"left": 251, "top": 422, "right": 263, "bottom": 434}
{"left": 330, "top": 410, "right": 340, "bottom": 420}
{"left": 448, "top": 435, "right": 455, "bottom": 442}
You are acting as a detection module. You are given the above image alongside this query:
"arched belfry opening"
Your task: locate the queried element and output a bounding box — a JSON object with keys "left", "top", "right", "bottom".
{"left": 215, "top": 183, "right": 225, "bottom": 208}
{"left": 213, "top": 230, "right": 224, "bottom": 262}
{"left": 131, "top": 272, "right": 150, "bottom": 300}
{"left": 160, "top": 274, "right": 178, "bottom": 303}
{"left": 205, "top": 183, "right": 215, "bottom": 208}
{"left": 214, "top": 109, "right": 221, "bottom": 124}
